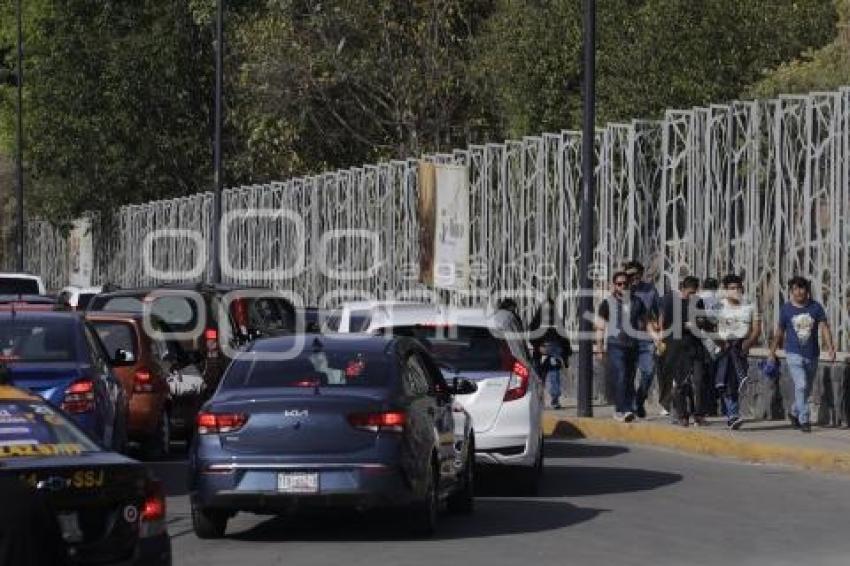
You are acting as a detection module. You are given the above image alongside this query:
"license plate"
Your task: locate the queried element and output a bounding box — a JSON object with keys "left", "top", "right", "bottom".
{"left": 277, "top": 472, "right": 319, "bottom": 494}
{"left": 58, "top": 512, "right": 84, "bottom": 543}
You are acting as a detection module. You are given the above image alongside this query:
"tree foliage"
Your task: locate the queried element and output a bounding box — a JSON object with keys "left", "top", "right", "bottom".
{"left": 0, "top": 0, "right": 840, "bottom": 224}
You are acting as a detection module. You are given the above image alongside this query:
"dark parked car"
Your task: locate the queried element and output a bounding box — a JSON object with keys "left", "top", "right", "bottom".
{"left": 87, "top": 283, "right": 296, "bottom": 395}
{"left": 0, "top": 384, "right": 171, "bottom": 565}
{"left": 189, "top": 334, "right": 477, "bottom": 538}
{"left": 0, "top": 311, "right": 128, "bottom": 451}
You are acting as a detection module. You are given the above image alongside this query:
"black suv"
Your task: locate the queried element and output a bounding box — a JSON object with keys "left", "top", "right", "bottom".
{"left": 87, "top": 283, "right": 297, "bottom": 437}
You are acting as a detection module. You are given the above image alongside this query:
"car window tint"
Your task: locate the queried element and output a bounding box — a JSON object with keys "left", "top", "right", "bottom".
{"left": 0, "top": 401, "right": 101, "bottom": 458}
{"left": 77, "top": 293, "right": 95, "bottom": 310}
{"left": 83, "top": 325, "right": 107, "bottom": 366}
{"left": 0, "top": 278, "right": 39, "bottom": 294}
{"left": 92, "top": 321, "right": 138, "bottom": 359}
{"left": 150, "top": 296, "right": 197, "bottom": 330}
{"left": 388, "top": 325, "right": 511, "bottom": 372}
{"left": 0, "top": 318, "right": 76, "bottom": 362}
{"left": 348, "top": 310, "right": 372, "bottom": 332}
{"left": 99, "top": 296, "right": 144, "bottom": 313}
{"left": 324, "top": 311, "right": 341, "bottom": 332}
{"left": 222, "top": 351, "right": 392, "bottom": 389}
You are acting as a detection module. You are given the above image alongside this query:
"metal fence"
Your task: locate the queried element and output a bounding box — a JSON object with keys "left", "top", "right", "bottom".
{"left": 14, "top": 87, "right": 850, "bottom": 350}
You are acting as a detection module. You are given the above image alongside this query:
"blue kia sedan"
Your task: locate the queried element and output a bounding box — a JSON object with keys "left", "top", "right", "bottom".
{"left": 0, "top": 311, "right": 128, "bottom": 450}
{"left": 189, "top": 334, "right": 477, "bottom": 538}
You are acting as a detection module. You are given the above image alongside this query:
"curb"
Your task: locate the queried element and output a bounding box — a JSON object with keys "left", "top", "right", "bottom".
{"left": 543, "top": 414, "right": 850, "bottom": 476}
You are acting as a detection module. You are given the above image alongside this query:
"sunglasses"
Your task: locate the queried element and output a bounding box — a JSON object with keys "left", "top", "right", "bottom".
{"left": 614, "top": 280, "right": 628, "bottom": 287}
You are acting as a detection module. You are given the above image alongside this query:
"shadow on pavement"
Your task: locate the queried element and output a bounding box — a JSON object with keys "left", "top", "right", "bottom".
{"left": 230, "top": 499, "right": 603, "bottom": 542}
{"left": 539, "top": 464, "right": 682, "bottom": 498}
{"left": 544, "top": 441, "right": 629, "bottom": 459}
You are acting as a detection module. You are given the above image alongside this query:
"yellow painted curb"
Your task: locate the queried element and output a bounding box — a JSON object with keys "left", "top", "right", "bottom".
{"left": 544, "top": 414, "right": 850, "bottom": 476}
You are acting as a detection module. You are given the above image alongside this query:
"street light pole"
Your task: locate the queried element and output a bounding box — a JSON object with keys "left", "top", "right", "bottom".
{"left": 15, "top": 0, "right": 24, "bottom": 272}
{"left": 577, "top": 0, "right": 596, "bottom": 417}
{"left": 211, "top": 0, "right": 224, "bottom": 284}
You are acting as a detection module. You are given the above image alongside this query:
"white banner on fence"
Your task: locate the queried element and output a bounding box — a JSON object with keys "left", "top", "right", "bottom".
{"left": 433, "top": 164, "right": 470, "bottom": 291}
{"left": 68, "top": 218, "right": 93, "bottom": 287}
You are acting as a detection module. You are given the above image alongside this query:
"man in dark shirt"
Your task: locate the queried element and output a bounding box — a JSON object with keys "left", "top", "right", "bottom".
{"left": 596, "top": 271, "right": 654, "bottom": 422}
{"left": 659, "top": 276, "right": 708, "bottom": 426}
{"left": 624, "top": 261, "right": 661, "bottom": 418}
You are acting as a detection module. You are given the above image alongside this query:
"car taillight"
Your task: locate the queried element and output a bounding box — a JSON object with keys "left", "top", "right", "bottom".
{"left": 196, "top": 412, "right": 248, "bottom": 434}
{"left": 62, "top": 379, "right": 95, "bottom": 413}
{"left": 140, "top": 479, "right": 166, "bottom": 538}
{"left": 503, "top": 359, "right": 530, "bottom": 402}
{"left": 205, "top": 328, "right": 219, "bottom": 358}
{"left": 133, "top": 370, "right": 153, "bottom": 393}
{"left": 348, "top": 411, "right": 406, "bottom": 433}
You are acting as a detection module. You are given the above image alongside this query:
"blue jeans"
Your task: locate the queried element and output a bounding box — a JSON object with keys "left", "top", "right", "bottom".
{"left": 608, "top": 344, "right": 638, "bottom": 414}
{"left": 723, "top": 393, "right": 739, "bottom": 420}
{"left": 546, "top": 369, "right": 562, "bottom": 405}
{"left": 635, "top": 341, "right": 656, "bottom": 411}
{"left": 787, "top": 353, "right": 818, "bottom": 425}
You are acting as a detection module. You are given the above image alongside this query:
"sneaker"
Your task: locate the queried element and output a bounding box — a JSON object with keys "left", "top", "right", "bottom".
{"left": 624, "top": 412, "right": 636, "bottom": 423}
{"left": 800, "top": 422, "right": 812, "bottom": 433}
{"left": 635, "top": 406, "right": 647, "bottom": 419}
{"left": 728, "top": 417, "right": 744, "bottom": 430}
{"left": 659, "top": 408, "right": 670, "bottom": 417}
{"left": 789, "top": 414, "right": 801, "bottom": 429}
{"left": 613, "top": 412, "right": 627, "bottom": 422}
{"left": 693, "top": 416, "right": 708, "bottom": 427}
{"left": 679, "top": 417, "right": 690, "bottom": 427}
{"left": 551, "top": 403, "right": 563, "bottom": 410}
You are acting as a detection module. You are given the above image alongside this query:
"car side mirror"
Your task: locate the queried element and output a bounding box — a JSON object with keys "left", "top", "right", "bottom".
{"left": 112, "top": 349, "right": 135, "bottom": 365}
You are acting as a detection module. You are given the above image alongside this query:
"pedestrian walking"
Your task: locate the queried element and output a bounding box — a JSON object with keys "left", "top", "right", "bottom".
{"left": 768, "top": 276, "right": 836, "bottom": 433}
{"left": 713, "top": 274, "right": 762, "bottom": 430}
{"left": 596, "top": 271, "right": 656, "bottom": 423}
{"left": 698, "top": 277, "right": 722, "bottom": 416}
{"left": 529, "top": 295, "right": 572, "bottom": 410}
{"left": 659, "top": 276, "right": 708, "bottom": 427}
{"left": 624, "top": 260, "right": 661, "bottom": 418}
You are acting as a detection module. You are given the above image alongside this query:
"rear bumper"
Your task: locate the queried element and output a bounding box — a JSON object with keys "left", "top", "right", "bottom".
{"left": 192, "top": 462, "right": 415, "bottom": 513}
{"left": 475, "top": 432, "right": 537, "bottom": 467}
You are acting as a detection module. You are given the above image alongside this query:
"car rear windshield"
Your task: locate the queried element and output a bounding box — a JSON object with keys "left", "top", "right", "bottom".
{"left": 229, "top": 296, "right": 294, "bottom": 334}
{"left": 385, "top": 325, "right": 511, "bottom": 372}
{"left": 77, "top": 293, "right": 96, "bottom": 310}
{"left": 0, "top": 318, "right": 77, "bottom": 362}
{"left": 91, "top": 321, "right": 138, "bottom": 359}
{"left": 91, "top": 294, "right": 199, "bottom": 333}
{"left": 0, "top": 278, "right": 39, "bottom": 295}
{"left": 222, "top": 350, "right": 393, "bottom": 389}
{"left": 0, "top": 401, "right": 100, "bottom": 459}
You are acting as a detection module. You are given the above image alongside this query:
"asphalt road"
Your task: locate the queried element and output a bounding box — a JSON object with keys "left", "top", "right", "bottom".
{"left": 148, "top": 440, "right": 850, "bottom": 566}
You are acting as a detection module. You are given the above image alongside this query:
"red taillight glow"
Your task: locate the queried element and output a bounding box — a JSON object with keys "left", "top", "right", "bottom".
{"left": 142, "top": 481, "right": 166, "bottom": 522}
{"left": 62, "top": 379, "right": 95, "bottom": 413}
{"left": 133, "top": 370, "right": 153, "bottom": 393}
{"left": 205, "top": 328, "right": 219, "bottom": 357}
{"left": 348, "top": 411, "right": 406, "bottom": 433}
{"left": 196, "top": 412, "right": 248, "bottom": 434}
{"left": 503, "top": 359, "right": 530, "bottom": 402}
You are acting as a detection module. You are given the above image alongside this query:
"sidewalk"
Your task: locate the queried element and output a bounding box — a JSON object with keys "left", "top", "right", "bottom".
{"left": 544, "top": 405, "right": 850, "bottom": 475}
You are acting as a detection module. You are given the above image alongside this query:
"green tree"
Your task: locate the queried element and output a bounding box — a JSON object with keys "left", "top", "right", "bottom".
{"left": 0, "top": 0, "right": 214, "bottom": 223}
{"left": 474, "top": 0, "right": 837, "bottom": 138}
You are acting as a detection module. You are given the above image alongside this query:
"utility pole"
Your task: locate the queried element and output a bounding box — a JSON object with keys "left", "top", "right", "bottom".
{"left": 577, "top": 0, "right": 596, "bottom": 417}
{"left": 211, "top": 0, "right": 224, "bottom": 283}
{"left": 15, "top": 0, "right": 24, "bottom": 272}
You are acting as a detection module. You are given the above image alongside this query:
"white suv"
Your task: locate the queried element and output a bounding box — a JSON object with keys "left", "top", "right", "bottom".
{"left": 0, "top": 272, "right": 47, "bottom": 295}
{"left": 333, "top": 302, "right": 545, "bottom": 493}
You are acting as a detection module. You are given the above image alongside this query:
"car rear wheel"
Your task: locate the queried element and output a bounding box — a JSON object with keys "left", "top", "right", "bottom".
{"left": 142, "top": 411, "right": 171, "bottom": 460}
{"left": 408, "top": 462, "right": 439, "bottom": 537}
{"left": 447, "top": 442, "right": 475, "bottom": 515}
{"left": 191, "top": 504, "right": 228, "bottom": 539}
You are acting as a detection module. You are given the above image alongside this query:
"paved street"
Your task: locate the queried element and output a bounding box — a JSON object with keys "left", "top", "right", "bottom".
{"left": 148, "top": 440, "right": 850, "bottom": 566}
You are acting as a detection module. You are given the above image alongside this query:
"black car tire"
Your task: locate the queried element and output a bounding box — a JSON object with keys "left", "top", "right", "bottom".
{"left": 447, "top": 442, "right": 475, "bottom": 515}
{"left": 142, "top": 411, "right": 171, "bottom": 460}
{"left": 408, "top": 462, "right": 439, "bottom": 538}
{"left": 191, "top": 504, "right": 228, "bottom": 539}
